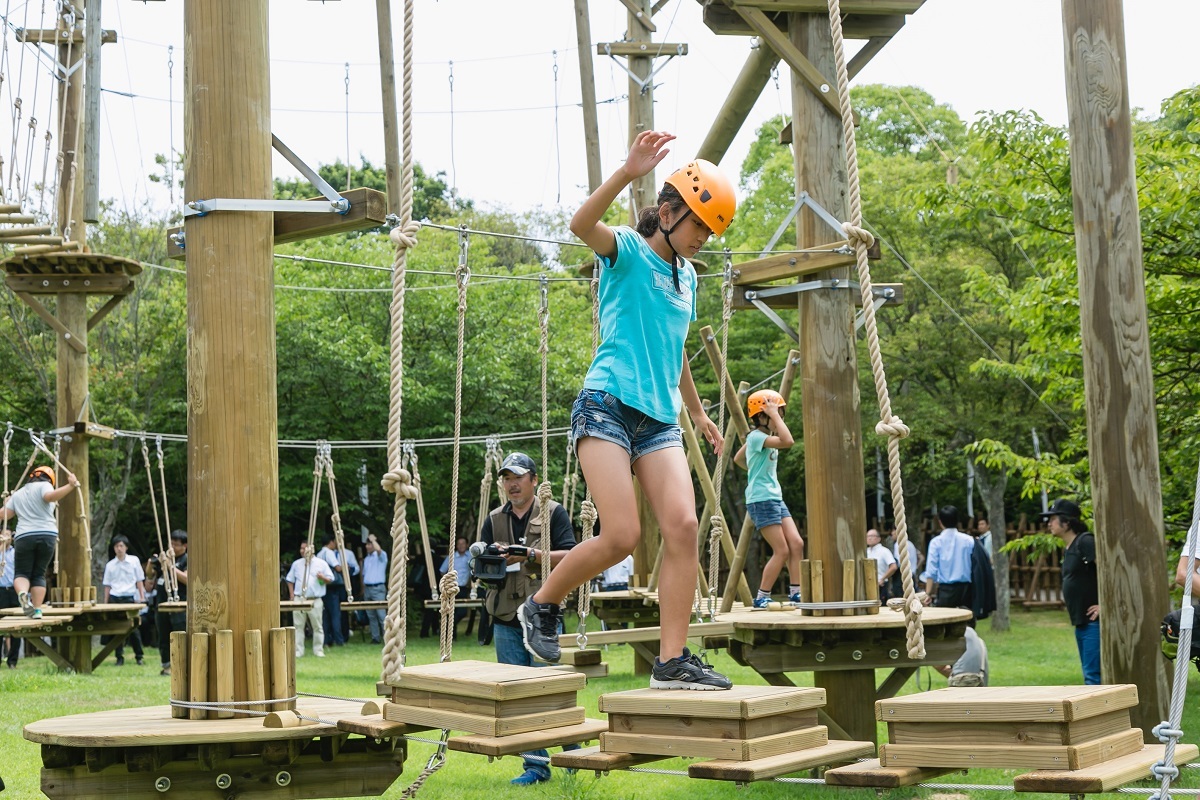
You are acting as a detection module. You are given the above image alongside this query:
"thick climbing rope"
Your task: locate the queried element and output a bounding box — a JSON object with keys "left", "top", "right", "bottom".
{"left": 154, "top": 436, "right": 179, "bottom": 601}
{"left": 1151, "top": 458, "right": 1200, "bottom": 800}
{"left": 575, "top": 270, "right": 602, "bottom": 648}
{"left": 704, "top": 251, "right": 735, "bottom": 620}
{"left": 320, "top": 442, "right": 355, "bottom": 603}
{"left": 474, "top": 437, "right": 502, "bottom": 543}
{"left": 826, "top": 0, "right": 924, "bottom": 659}
{"left": 437, "top": 571, "right": 459, "bottom": 662}
{"left": 379, "top": 0, "right": 422, "bottom": 687}
{"left": 139, "top": 436, "right": 175, "bottom": 601}
{"left": 563, "top": 440, "right": 578, "bottom": 521}
{"left": 536, "top": 274, "right": 554, "bottom": 585}
{"left": 402, "top": 441, "right": 439, "bottom": 601}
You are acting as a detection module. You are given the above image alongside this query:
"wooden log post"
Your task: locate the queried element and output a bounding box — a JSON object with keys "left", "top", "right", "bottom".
{"left": 626, "top": 0, "right": 656, "bottom": 223}
{"left": 697, "top": 46, "right": 780, "bottom": 164}
{"left": 244, "top": 629, "right": 266, "bottom": 719}
{"left": 188, "top": 631, "right": 209, "bottom": 721}
{"left": 169, "top": 631, "right": 189, "bottom": 719}
{"left": 214, "top": 629, "right": 234, "bottom": 719}
{"left": 374, "top": 0, "right": 401, "bottom": 215}
{"left": 269, "top": 628, "right": 290, "bottom": 712}
{"left": 1061, "top": 0, "right": 1169, "bottom": 737}
{"left": 573, "top": 0, "right": 603, "bottom": 192}
{"left": 184, "top": 0, "right": 281, "bottom": 708}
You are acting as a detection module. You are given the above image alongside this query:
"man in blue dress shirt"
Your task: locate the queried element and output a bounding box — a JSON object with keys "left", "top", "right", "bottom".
{"left": 921, "top": 505, "right": 977, "bottom": 618}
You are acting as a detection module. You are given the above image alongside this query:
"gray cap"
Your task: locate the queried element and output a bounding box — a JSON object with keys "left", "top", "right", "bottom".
{"left": 500, "top": 452, "right": 537, "bottom": 477}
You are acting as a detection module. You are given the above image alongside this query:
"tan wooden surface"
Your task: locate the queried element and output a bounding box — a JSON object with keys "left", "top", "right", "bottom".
{"left": 546, "top": 661, "right": 610, "bottom": 679}
{"left": 559, "top": 648, "right": 603, "bottom": 666}
{"left": 447, "top": 718, "right": 608, "bottom": 757}
{"left": 824, "top": 758, "right": 951, "bottom": 788}
{"left": 23, "top": 697, "right": 372, "bottom": 746}
{"left": 609, "top": 708, "right": 819, "bottom": 740}
{"left": 335, "top": 713, "right": 419, "bottom": 738}
{"left": 599, "top": 684, "right": 825, "bottom": 719}
{"left": 0, "top": 603, "right": 141, "bottom": 616}
{"left": 888, "top": 709, "right": 1132, "bottom": 746}
{"left": 0, "top": 615, "right": 71, "bottom": 633}
{"left": 551, "top": 744, "right": 667, "bottom": 772}
{"left": 386, "top": 659, "right": 584, "bottom": 700}
{"left": 880, "top": 727, "right": 1144, "bottom": 770}
{"left": 689, "top": 738, "right": 874, "bottom": 782}
{"left": 1014, "top": 743, "right": 1199, "bottom": 793}
{"left": 390, "top": 687, "right": 578, "bottom": 718}
{"left": 385, "top": 701, "right": 585, "bottom": 737}
{"left": 604, "top": 724, "right": 827, "bottom": 761}
{"left": 875, "top": 685, "right": 1138, "bottom": 722}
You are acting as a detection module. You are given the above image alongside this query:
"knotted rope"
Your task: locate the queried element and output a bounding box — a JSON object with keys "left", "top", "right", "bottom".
{"left": 827, "top": 0, "right": 923, "bottom": 658}
{"left": 437, "top": 571, "right": 459, "bottom": 662}
{"left": 155, "top": 436, "right": 179, "bottom": 601}
{"left": 536, "top": 275, "right": 554, "bottom": 583}
{"left": 380, "top": 0, "right": 421, "bottom": 686}
{"left": 140, "top": 436, "right": 175, "bottom": 601}
{"left": 319, "top": 442, "right": 354, "bottom": 603}
{"left": 575, "top": 269, "right": 602, "bottom": 647}
{"left": 704, "top": 252, "right": 735, "bottom": 620}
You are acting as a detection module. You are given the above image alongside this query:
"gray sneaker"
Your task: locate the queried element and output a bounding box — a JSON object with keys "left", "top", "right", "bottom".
{"left": 516, "top": 598, "right": 562, "bottom": 662}
{"left": 17, "top": 591, "right": 39, "bottom": 619}
{"left": 650, "top": 647, "right": 733, "bottom": 690}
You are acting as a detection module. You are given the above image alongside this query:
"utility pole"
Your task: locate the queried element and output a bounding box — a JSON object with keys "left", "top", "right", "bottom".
{"left": 1061, "top": 0, "right": 1168, "bottom": 738}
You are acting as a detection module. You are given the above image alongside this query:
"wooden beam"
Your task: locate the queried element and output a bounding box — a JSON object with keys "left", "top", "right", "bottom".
{"left": 702, "top": 4, "right": 905, "bottom": 39}
{"left": 16, "top": 28, "right": 117, "bottom": 45}
{"left": 5, "top": 274, "right": 130, "bottom": 294}
{"left": 847, "top": 35, "right": 892, "bottom": 78}
{"left": 733, "top": 6, "right": 840, "bottom": 116}
{"left": 13, "top": 292, "right": 87, "bottom": 353}
{"left": 166, "top": 186, "right": 387, "bottom": 259}
{"left": 728, "top": 0, "right": 923, "bottom": 11}
{"left": 617, "top": 0, "right": 657, "bottom": 32}
{"left": 86, "top": 290, "right": 132, "bottom": 332}
{"left": 574, "top": 0, "right": 603, "bottom": 191}
{"left": 597, "top": 41, "right": 688, "bottom": 57}
{"left": 731, "top": 244, "right": 855, "bottom": 285}
{"left": 733, "top": 282, "right": 902, "bottom": 309}
{"left": 374, "top": 0, "right": 401, "bottom": 216}
{"left": 698, "top": 46, "right": 779, "bottom": 165}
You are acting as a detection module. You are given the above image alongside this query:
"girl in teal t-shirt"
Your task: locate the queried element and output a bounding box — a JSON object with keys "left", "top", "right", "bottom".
{"left": 520, "top": 131, "right": 738, "bottom": 691}
{"left": 734, "top": 390, "right": 804, "bottom": 608}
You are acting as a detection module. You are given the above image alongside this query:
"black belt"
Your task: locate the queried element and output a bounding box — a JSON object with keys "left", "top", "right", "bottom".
{"left": 364, "top": 583, "right": 384, "bottom": 587}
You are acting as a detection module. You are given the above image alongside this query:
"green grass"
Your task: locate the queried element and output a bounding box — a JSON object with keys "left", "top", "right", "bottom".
{"left": 2, "top": 611, "right": 1197, "bottom": 799}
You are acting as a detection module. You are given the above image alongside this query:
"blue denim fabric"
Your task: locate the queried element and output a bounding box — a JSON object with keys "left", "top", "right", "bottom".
{"left": 323, "top": 583, "right": 346, "bottom": 646}
{"left": 570, "top": 389, "right": 682, "bottom": 464}
{"left": 363, "top": 584, "right": 387, "bottom": 642}
{"left": 494, "top": 623, "right": 552, "bottom": 778}
{"left": 747, "top": 499, "right": 791, "bottom": 529}
{"left": 1075, "top": 619, "right": 1101, "bottom": 685}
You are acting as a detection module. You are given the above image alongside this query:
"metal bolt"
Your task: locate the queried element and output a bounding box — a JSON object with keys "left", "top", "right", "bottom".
{"left": 275, "top": 771, "right": 291, "bottom": 787}
{"left": 965, "top": 710, "right": 971, "bottom": 715}
{"left": 87, "top": 625, "right": 93, "bottom": 631}
{"left": 84, "top": 280, "right": 91, "bottom": 286}
{"left": 815, "top": 651, "right": 826, "bottom": 662}
{"left": 888, "top": 649, "right": 900, "bottom": 659}
{"left": 63, "top": 280, "right": 69, "bottom": 286}
{"left": 155, "top": 776, "right": 171, "bottom": 792}
{"left": 215, "top": 774, "right": 231, "bottom": 789}
{"left": 851, "top": 650, "right": 863, "bottom": 661}
{"left": 42, "top": 280, "right": 50, "bottom": 287}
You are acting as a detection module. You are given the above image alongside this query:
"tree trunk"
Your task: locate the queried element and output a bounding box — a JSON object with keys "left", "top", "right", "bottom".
{"left": 974, "top": 460, "right": 1010, "bottom": 632}
{"left": 89, "top": 438, "right": 138, "bottom": 585}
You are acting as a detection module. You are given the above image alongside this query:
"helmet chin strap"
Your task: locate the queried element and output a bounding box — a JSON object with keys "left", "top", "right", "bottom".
{"left": 660, "top": 208, "right": 694, "bottom": 293}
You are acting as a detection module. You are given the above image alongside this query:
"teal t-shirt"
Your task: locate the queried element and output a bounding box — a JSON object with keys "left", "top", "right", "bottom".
{"left": 744, "top": 429, "right": 782, "bottom": 504}
{"left": 582, "top": 226, "right": 697, "bottom": 424}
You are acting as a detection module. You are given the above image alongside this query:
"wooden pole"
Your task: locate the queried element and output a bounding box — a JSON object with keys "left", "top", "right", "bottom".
{"left": 188, "top": 631, "right": 209, "bottom": 721}
{"left": 790, "top": 10, "right": 871, "bottom": 744}
{"left": 214, "top": 629, "right": 234, "bottom": 719}
{"left": 55, "top": 3, "right": 91, "bottom": 673}
{"left": 697, "top": 46, "right": 779, "bottom": 164}
{"left": 1061, "top": 0, "right": 1168, "bottom": 737}
{"left": 184, "top": 0, "right": 280, "bottom": 703}
{"left": 626, "top": 0, "right": 655, "bottom": 223}
{"left": 375, "top": 0, "right": 401, "bottom": 215}
{"left": 244, "top": 629, "right": 266, "bottom": 719}
{"left": 169, "top": 631, "right": 189, "bottom": 719}
{"left": 83, "top": 0, "right": 101, "bottom": 223}
{"left": 573, "top": 0, "right": 603, "bottom": 192}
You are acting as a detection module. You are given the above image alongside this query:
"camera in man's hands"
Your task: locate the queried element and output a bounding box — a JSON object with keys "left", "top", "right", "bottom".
{"left": 468, "top": 541, "right": 528, "bottom": 584}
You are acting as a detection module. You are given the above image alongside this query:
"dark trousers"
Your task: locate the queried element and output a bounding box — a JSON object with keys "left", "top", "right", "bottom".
{"left": 936, "top": 582, "right": 975, "bottom": 627}
{"left": 102, "top": 594, "right": 144, "bottom": 661}
{"left": 156, "top": 609, "right": 187, "bottom": 666}
{"left": 0, "top": 586, "right": 18, "bottom": 666}
{"left": 323, "top": 583, "right": 347, "bottom": 645}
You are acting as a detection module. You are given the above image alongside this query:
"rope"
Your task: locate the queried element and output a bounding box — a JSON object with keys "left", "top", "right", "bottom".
{"left": 1151, "top": 457, "right": 1200, "bottom": 800}
{"left": 705, "top": 251, "right": 735, "bottom": 621}
{"left": 574, "top": 268, "right": 601, "bottom": 648}
{"left": 474, "top": 437, "right": 501, "bottom": 544}
{"left": 0, "top": 424, "right": 11, "bottom": 575}
{"left": 826, "top": 0, "right": 924, "bottom": 659}
{"left": 398, "top": 728, "right": 451, "bottom": 800}
{"left": 155, "top": 436, "right": 179, "bottom": 601}
{"left": 537, "top": 274, "right": 553, "bottom": 584}
{"left": 437, "top": 571, "right": 459, "bottom": 662}
{"left": 403, "top": 442, "right": 438, "bottom": 601}
{"left": 139, "top": 436, "right": 174, "bottom": 601}
{"left": 301, "top": 445, "right": 325, "bottom": 601}
{"left": 30, "top": 433, "right": 88, "bottom": 565}
{"left": 380, "top": 0, "right": 420, "bottom": 687}
{"left": 321, "top": 442, "right": 355, "bottom": 603}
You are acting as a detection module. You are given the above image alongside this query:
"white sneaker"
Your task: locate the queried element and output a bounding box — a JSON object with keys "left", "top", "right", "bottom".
{"left": 314, "top": 652, "right": 325, "bottom": 658}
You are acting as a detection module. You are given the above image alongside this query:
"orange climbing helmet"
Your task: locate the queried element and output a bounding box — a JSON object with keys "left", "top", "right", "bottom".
{"left": 746, "top": 389, "right": 786, "bottom": 420}
{"left": 664, "top": 159, "right": 736, "bottom": 236}
{"left": 30, "top": 466, "right": 56, "bottom": 486}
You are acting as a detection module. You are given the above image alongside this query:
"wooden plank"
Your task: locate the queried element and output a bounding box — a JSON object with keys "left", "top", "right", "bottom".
{"left": 388, "top": 659, "right": 584, "bottom": 700}
{"left": 615, "top": 0, "right": 656, "bottom": 32}
{"left": 545, "top": 661, "right": 609, "bottom": 679}
{"left": 888, "top": 710, "right": 1132, "bottom": 747}
{"left": 597, "top": 42, "right": 691, "bottom": 58}
{"left": 269, "top": 628, "right": 289, "bottom": 713}
{"left": 21, "top": 634, "right": 74, "bottom": 671}
{"left": 875, "top": 685, "right": 1139, "bottom": 723}
{"left": 733, "top": 282, "right": 902, "bottom": 310}
{"left": 842, "top": 560, "right": 857, "bottom": 617}
{"left": 86, "top": 292, "right": 132, "bottom": 333}
{"left": 1014, "top": 743, "right": 1198, "bottom": 794}
{"left": 734, "top": 6, "right": 840, "bottom": 115}
{"left": 556, "top": 619, "right": 735, "bottom": 647}
{"left": 603, "top": 725, "right": 826, "bottom": 761}
{"left": 447, "top": 718, "right": 608, "bottom": 757}
{"left": 244, "top": 629, "right": 266, "bottom": 718}
{"left": 389, "top": 687, "right": 578, "bottom": 718}
{"left": 729, "top": 0, "right": 924, "bottom": 11}
{"left": 336, "top": 714, "right": 418, "bottom": 738}
{"left": 862, "top": 558, "right": 880, "bottom": 614}
{"left": 170, "top": 632, "right": 189, "bottom": 719}
{"left": 188, "top": 632, "right": 209, "bottom": 721}
{"left": 13, "top": 292, "right": 86, "bottom": 353}
{"left": 609, "top": 709, "right": 819, "bottom": 740}
{"left": 550, "top": 744, "right": 667, "bottom": 772}
{"left": 879, "top": 728, "right": 1144, "bottom": 770}
{"left": 15, "top": 28, "right": 118, "bottom": 44}
{"left": 559, "top": 647, "right": 603, "bottom": 666}
{"left": 385, "top": 702, "right": 585, "bottom": 737}
{"left": 600, "top": 685, "right": 825, "bottom": 719}
{"left": 690, "top": 738, "right": 875, "bottom": 782}
{"left": 824, "top": 758, "right": 951, "bottom": 788}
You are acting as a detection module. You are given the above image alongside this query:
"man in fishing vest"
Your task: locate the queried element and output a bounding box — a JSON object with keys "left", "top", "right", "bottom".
{"left": 478, "top": 451, "right": 577, "bottom": 785}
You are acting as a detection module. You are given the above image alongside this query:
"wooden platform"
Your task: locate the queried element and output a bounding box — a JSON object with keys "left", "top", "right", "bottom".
{"left": 599, "top": 684, "right": 826, "bottom": 719}
{"left": 1014, "top": 743, "right": 1199, "bottom": 793}
{"left": 384, "top": 659, "right": 585, "bottom": 698}
{"left": 824, "top": 758, "right": 953, "bottom": 788}
{"left": 689, "top": 739, "right": 874, "bottom": 782}
{"left": 157, "top": 600, "right": 311, "bottom": 613}
{"left": 550, "top": 744, "right": 666, "bottom": 772}
{"left": 876, "top": 684, "right": 1140, "bottom": 723}
{"left": 447, "top": 719, "right": 609, "bottom": 757}
{"left": 0, "top": 603, "right": 144, "bottom": 673}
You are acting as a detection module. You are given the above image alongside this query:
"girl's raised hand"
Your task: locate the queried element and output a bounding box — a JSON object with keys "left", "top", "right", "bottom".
{"left": 624, "top": 131, "right": 676, "bottom": 179}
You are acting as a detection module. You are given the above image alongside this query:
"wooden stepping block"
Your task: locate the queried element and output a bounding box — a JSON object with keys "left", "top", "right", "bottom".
{"left": 690, "top": 739, "right": 875, "bottom": 782}
{"left": 550, "top": 745, "right": 667, "bottom": 772}
{"left": 558, "top": 648, "right": 603, "bottom": 666}
{"left": 448, "top": 719, "right": 608, "bottom": 757}
{"left": 384, "top": 660, "right": 587, "bottom": 736}
{"left": 600, "top": 684, "right": 826, "bottom": 719}
{"left": 605, "top": 724, "right": 828, "bottom": 761}
{"left": 335, "top": 714, "right": 420, "bottom": 739}
{"left": 824, "top": 758, "right": 952, "bottom": 788}
{"left": 1014, "top": 743, "right": 1199, "bottom": 794}
{"left": 877, "top": 685, "right": 1143, "bottom": 770}
{"left": 547, "top": 662, "right": 609, "bottom": 679}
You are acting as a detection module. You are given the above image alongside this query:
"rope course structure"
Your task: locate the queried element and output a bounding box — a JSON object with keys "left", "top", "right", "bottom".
{"left": 138, "top": 434, "right": 177, "bottom": 602}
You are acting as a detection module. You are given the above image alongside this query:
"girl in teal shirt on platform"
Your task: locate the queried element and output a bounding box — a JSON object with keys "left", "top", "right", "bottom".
{"left": 518, "top": 130, "right": 737, "bottom": 690}
{"left": 735, "top": 389, "right": 804, "bottom": 608}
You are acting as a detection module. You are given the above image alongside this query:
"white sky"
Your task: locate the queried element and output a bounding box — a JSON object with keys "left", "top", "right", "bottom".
{"left": 3, "top": 0, "right": 1198, "bottom": 220}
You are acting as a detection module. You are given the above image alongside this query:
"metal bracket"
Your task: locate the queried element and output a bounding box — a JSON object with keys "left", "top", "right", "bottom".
{"left": 601, "top": 42, "right": 686, "bottom": 94}
{"left": 760, "top": 191, "right": 848, "bottom": 256}
{"left": 743, "top": 281, "right": 896, "bottom": 341}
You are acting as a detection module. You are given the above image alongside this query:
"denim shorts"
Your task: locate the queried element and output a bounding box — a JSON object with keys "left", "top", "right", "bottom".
{"left": 570, "top": 389, "right": 682, "bottom": 464}
{"left": 747, "top": 499, "right": 791, "bottom": 529}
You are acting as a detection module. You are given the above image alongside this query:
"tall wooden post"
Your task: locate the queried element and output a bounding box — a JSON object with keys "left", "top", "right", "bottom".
{"left": 1061, "top": 0, "right": 1168, "bottom": 737}
{"left": 573, "top": 0, "right": 602, "bottom": 193}
{"left": 790, "top": 12, "right": 871, "bottom": 743}
{"left": 55, "top": 2, "right": 92, "bottom": 674}
{"left": 375, "top": 0, "right": 401, "bottom": 215}
{"left": 626, "top": 0, "right": 655, "bottom": 222}
{"left": 184, "top": 0, "right": 280, "bottom": 702}
{"left": 697, "top": 46, "right": 779, "bottom": 164}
